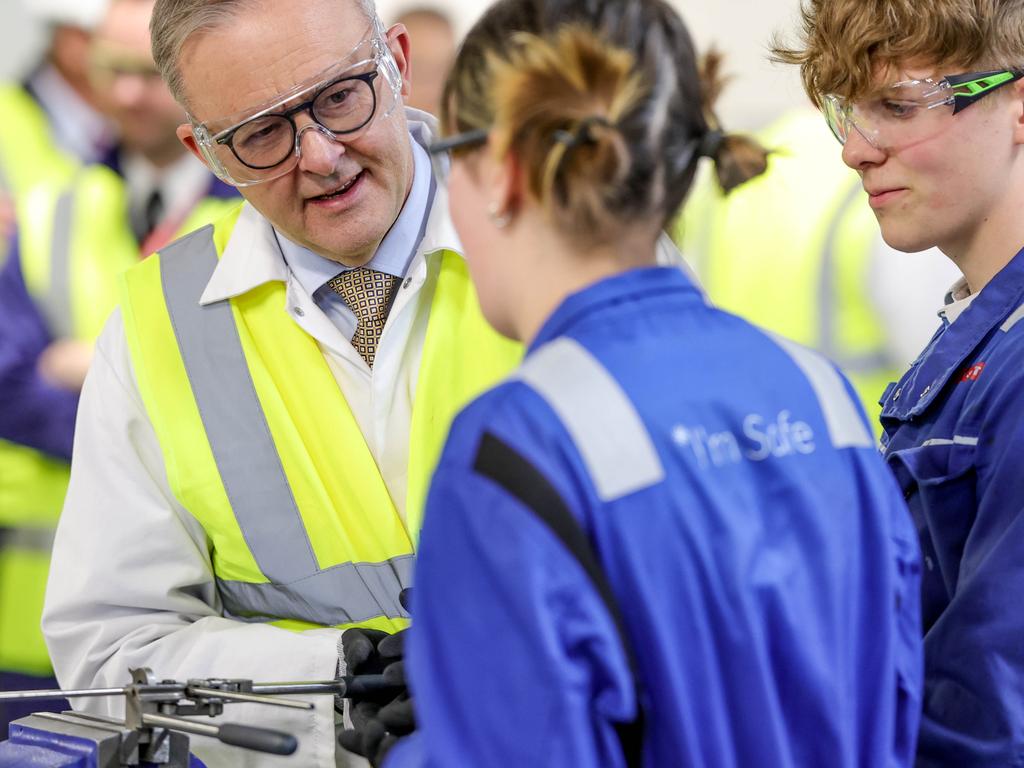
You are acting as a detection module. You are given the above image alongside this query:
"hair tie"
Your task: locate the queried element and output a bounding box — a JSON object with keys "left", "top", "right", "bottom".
{"left": 699, "top": 129, "right": 726, "bottom": 159}
{"left": 554, "top": 116, "right": 614, "bottom": 149}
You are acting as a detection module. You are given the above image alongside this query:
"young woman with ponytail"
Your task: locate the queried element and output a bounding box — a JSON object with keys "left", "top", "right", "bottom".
{"left": 343, "top": 1, "right": 924, "bottom": 766}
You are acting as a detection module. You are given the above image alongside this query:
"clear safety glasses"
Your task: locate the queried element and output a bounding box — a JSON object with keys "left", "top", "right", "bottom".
{"left": 823, "top": 68, "right": 1024, "bottom": 151}
{"left": 190, "top": 19, "right": 403, "bottom": 186}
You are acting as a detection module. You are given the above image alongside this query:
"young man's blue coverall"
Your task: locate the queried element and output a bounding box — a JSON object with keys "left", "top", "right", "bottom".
{"left": 387, "top": 266, "right": 924, "bottom": 768}
{"left": 881, "top": 246, "right": 1024, "bottom": 766}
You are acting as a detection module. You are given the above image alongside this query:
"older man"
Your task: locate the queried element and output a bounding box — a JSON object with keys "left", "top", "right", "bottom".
{"left": 41, "top": 0, "right": 519, "bottom": 764}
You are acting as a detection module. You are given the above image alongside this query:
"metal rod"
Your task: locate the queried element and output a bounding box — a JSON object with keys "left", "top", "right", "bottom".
{"left": 143, "top": 712, "right": 220, "bottom": 738}
{"left": 0, "top": 687, "right": 127, "bottom": 702}
{"left": 250, "top": 681, "right": 345, "bottom": 696}
{"left": 186, "top": 686, "right": 313, "bottom": 710}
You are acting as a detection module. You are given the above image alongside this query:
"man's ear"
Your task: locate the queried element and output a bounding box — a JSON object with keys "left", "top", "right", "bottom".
{"left": 177, "top": 122, "right": 237, "bottom": 187}
{"left": 1011, "top": 79, "right": 1024, "bottom": 147}
{"left": 386, "top": 24, "right": 413, "bottom": 99}
{"left": 177, "top": 123, "right": 206, "bottom": 166}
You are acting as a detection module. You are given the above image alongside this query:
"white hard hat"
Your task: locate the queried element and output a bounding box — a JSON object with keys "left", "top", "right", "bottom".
{"left": 24, "top": 0, "right": 110, "bottom": 30}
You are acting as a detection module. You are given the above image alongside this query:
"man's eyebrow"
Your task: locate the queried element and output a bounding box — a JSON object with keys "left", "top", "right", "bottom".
{"left": 239, "top": 58, "right": 377, "bottom": 117}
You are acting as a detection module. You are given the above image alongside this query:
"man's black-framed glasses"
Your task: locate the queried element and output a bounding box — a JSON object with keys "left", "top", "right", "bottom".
{"left": 217, "top": 70, "right": 381, "bottom": 171}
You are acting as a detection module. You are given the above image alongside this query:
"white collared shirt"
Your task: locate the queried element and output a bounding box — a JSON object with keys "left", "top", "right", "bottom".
{"left": 938, "top": 276, "right": 977, "bottom": 327}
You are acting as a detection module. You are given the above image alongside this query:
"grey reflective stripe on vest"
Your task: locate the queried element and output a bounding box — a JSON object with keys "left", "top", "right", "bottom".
{"left": 817, "top": 182, "right": 892, "bottom": 374}
{"left": 515, "top": 338, "right": 665, "bottom": 502}
{"left": 159, "top": 228, "right": 409, "bottom": 625}
{"left": 220, "top": 555, "right": 414, "bottom": 625}
{"left": 773, "top": 335, "right": 874, "bottom": 449}
{"left": 0, "top": 526, "right": 56, "bottom": 553}
{"left": 43, "top": 187, "right": 75, "bottom": 339}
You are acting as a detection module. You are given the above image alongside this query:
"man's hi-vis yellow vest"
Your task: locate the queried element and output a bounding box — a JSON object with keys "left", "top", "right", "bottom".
{"left": 678, "top": 111, "right": 895, "bottom": 423}
{"left": 119, "top": 209, "right": 521, "bottom": 634}
{"left": 0, "top": 166, "right": 239, "bottom": 676}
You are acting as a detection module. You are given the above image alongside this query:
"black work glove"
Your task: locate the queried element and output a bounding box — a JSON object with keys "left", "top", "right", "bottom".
{"left": 338, "top": 590, "right": 416, "bottom": 766}
{"left": 337, "top": 661, "right": 415, "bottom": 767}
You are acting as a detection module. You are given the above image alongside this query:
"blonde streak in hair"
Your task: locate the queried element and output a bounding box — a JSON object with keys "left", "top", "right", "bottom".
{"left": 606, "top": 62, "right": 645, "bottom": 124}
{"left": 540, "top": 142, "right": 572, "bottom": 211}
{"left": 488, "top": 25, "right": 647, "bottom": 231}
{"left": 543, "top": 31, "right": 640, "bottom": 215}
{"left": 488, "top": 46, "right": 567, "bottom": 207}
{"left": 495, "top": 29, "right": 592, "bottom": 207}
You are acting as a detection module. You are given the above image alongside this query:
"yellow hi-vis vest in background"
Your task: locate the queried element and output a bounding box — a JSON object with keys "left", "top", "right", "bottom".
{"left": 119, "top": 210, "right": 521, "bottom": 634}
{"left": 0, "top": 84, "right": 78, "bottom": 267}
{"left": 0, "top": 84, "right": 77, "bottom": 203}
{"left": 0, "top": 166, "right": 239, "bottom": 676}
{"left": 678, "top": 110, "right": 894, "bottom": 423}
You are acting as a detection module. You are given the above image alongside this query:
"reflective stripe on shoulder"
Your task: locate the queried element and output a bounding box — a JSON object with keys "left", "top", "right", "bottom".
{"left": 159, "top": 228, "right": 410, "bottom": 624}
{"left": 515, "top": 338, "right": 664, "bottom": 502}
{"left": 772, "top": 335, "right": 874, "bottom": 449}
{"left": 1001, "top": 304, "right": 1024, "bottom": 333}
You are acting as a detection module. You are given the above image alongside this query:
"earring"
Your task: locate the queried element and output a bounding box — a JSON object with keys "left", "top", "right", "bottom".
{"left": 488, "top": 202, "right": 511, "bottom": 229}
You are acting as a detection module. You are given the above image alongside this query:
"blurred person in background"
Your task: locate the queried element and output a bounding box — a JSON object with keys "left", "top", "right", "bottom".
{"left": 679, "top": 107, "right": 960, "bottom": 424}
{"left": 393, "top": 5, "right": 456, "bottom": 116}
{"left": 339, "top": 0, "right": 923, "bottom": 766}
{"left": 0, "top": 0, "right": 237, "bottom": 727}
{"left": 0, "top": 0, "right": 111, "bottom": 726}
{"left": 0, "top": 0, "right": 114, "bottom": 255}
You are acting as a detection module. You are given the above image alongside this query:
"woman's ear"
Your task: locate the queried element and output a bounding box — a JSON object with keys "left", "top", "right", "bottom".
{"left": 487, "top": 140, "right": 524, "bottom": 225}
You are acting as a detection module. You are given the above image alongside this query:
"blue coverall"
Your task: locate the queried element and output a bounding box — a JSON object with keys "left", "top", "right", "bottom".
{"left": 880, "top": 246, "right": 1024, "bottom": 766}
{"left": 387, "top": 266, "right": 923, "bottom": 767}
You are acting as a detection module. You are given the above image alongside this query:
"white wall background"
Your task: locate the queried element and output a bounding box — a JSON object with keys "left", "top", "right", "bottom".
{"left": 0, "top": 2, "right": 46, "bottom": 82}
{"left": 1, "top": 0, "right": 811, "bottom": 130}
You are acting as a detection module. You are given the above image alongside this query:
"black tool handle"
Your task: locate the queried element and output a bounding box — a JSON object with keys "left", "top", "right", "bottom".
{"left": 339, "top": 674, "right": 404, "bottom": 699}
{"left": 217, "top": 723, "right": 298, "bottom": 755}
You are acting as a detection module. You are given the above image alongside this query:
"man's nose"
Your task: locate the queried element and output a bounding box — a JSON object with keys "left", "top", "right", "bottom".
{"left": 841, "top": 124, "right": 886, "bottom": 170}
{"left": 296, "top": 117, "right": 345, "bottom": 176}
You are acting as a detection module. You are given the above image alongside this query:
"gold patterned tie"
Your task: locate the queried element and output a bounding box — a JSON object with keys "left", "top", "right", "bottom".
{"left": 327, "top": 267, "right": 400, "bottom": 368}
